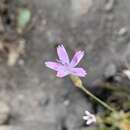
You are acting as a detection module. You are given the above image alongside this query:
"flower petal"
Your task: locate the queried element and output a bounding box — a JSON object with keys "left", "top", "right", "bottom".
{"left": 57, "top": 44, "right": 69, "bottom": 64}
{"left": 70, "top": 51, "right": 84, "bottom": 67}
{"left": 56, "top": 70, "right": 69, "bottom": 78}
{"left": 83, "top": 116, "right": 89, "bottom": 120}
{"left": 86, "top": 119, "right": 93, "bottom": 125}
{"left": 85, "top": 111, "right": 91, "bottom": 116}
{"left": 45, "top": 61, "right": 62, "bottom": 71}
{"left": 70, "top": 67, "right": 87, "bottom": 77}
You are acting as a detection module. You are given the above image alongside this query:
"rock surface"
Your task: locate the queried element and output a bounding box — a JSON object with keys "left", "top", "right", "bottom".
{"left": 0, "top": 0, "right": 130, "bottom": 130}
{"left": 0, "top": 101, "right": 10, "bottom": 125}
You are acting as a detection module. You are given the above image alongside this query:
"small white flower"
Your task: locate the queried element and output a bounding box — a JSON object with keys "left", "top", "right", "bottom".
{"left": 83, "top": 110, "right": 96, "bottom": 125}
{"left": 123, "top": 70, "right": 130, "bottom": 80}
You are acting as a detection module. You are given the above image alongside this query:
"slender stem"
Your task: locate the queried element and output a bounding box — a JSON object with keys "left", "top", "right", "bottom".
{"left": 80, "top": 85, "right": 115, "bottom": 112}
{"left": 70, "top": 75, "right": 116, "bottom": 112}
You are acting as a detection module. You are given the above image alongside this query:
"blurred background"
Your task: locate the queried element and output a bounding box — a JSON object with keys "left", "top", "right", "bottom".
{"left": 0, "top": 0, "right": 130, "bottom": 130}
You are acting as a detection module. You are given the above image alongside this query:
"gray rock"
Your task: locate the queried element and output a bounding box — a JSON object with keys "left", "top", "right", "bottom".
{"left": 20, "top": 122, "right": 61, "bottom": 130}
{"left": 1, "top": 0, "right": 130, "bottom": 130}
{"left": 65, "top": 113, "right": 80, "bottom": 130}
{"left": 0, "top": 124, "right": 60, "bottom": 130}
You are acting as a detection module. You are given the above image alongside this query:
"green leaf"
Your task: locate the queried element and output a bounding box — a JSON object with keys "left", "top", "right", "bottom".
{"left": 17, "top": 8, "right": 31, "bottom": 33}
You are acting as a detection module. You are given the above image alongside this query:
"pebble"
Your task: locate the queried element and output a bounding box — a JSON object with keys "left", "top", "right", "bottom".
{"left": 104, "top": 63, "right": 117, "bottom": 79}
{"left": 63, "top": 100, "right": 70, "bottom": 106}
{"left": 118, "top": 27, "right": 128, "bottom": 36}
{"left": 18, "top": 59, "right": 25, "bottom": 66}
{"left": 71, "top": 0, "right": 92, "bottom": 16}
{"left": 114, "top": 75, "right": 122, "bottom": 82}
{"left": 104, "top": 0, "right": 115, "bottom": 11}
{"left": 0, "top": 101, "right": 10, "bottom": 125}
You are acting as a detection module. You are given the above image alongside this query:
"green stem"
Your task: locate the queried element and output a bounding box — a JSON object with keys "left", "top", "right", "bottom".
{"left": 70, "top": 75, "right": 116, "bottom": 112}
{"left": 80, "top": 85, "right": 115, "bottom": 112}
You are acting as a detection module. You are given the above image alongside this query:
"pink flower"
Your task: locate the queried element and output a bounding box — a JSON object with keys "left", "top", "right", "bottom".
{"left": 45, "top": 44, "right": 87, "bottom": 78}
